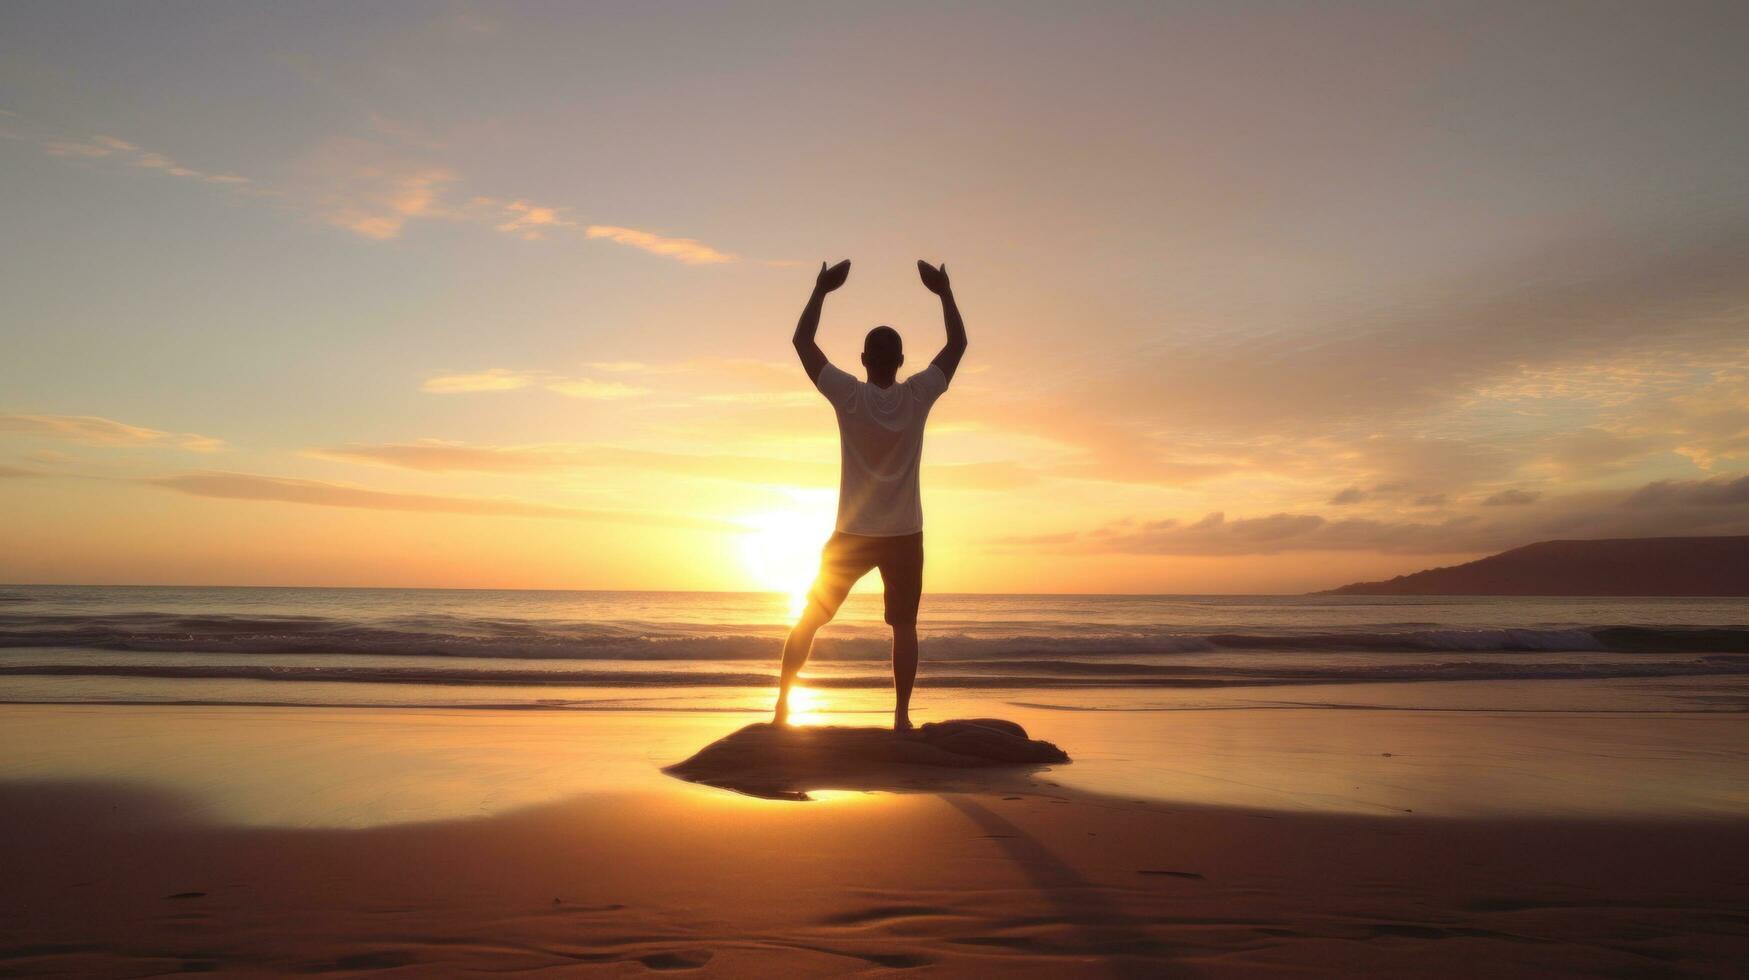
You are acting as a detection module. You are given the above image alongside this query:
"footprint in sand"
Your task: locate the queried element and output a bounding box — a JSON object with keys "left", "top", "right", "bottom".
{"left": 636, "top": 950, "right": 714, "bottom": 970}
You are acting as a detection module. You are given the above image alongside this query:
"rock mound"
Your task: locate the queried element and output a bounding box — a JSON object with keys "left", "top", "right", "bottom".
{"left": 664, "top": 718, "right": 1069, "bottom": 800}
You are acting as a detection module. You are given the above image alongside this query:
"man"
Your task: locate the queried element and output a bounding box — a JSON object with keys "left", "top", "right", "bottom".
{"left": 773, "top": 258, "right": 968, "bottom": 731}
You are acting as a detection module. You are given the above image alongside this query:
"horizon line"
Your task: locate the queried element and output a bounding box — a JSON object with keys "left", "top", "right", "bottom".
{"left": 0, "top": 581, "right": 1325, "bottom": 598}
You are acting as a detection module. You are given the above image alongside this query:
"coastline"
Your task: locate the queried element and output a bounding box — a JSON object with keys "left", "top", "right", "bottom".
{"left": 3, "top": 703, "right": 1747, "bottom": 976}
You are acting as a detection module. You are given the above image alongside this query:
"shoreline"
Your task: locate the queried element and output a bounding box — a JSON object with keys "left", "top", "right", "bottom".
{"left": 4, "top": 700, "right": 1747, "bottom": 974}
{"left": 6, "top": 696, "right": 1749, "bottom": 820}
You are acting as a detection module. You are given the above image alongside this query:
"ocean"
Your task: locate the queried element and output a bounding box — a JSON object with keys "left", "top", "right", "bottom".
{"left": 3, "top": 585, "right": 1746, "bottom": 716}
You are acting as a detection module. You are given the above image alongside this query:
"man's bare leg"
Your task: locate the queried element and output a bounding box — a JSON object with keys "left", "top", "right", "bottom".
{"left": 773, "top": 603, "right": 831, "bottom": 725}
{"left": 892, "top": 623, "right": 918, "bottom": 731}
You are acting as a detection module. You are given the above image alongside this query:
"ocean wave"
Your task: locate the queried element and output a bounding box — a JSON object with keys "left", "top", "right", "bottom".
{"left": 4, "top": 656, "right": 1748, "bottom": 689}
{"left": 1, "top": 613, "right": 1746, "bottom": 660}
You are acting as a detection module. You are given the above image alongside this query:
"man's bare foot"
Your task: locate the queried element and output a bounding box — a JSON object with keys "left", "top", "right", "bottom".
{"left": 894, "top": 715, "right": 913, "bottom": 733}
{"left": 772, "top": 701, "right": 789, "bottom": 726}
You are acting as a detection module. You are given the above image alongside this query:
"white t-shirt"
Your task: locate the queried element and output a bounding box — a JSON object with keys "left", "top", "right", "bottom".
{"left": 814, "top": 361, "right": 950, "bottom": 536}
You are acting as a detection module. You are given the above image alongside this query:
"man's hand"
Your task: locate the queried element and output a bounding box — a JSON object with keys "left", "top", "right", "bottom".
{"left": 917, "top": 260, "right": 951, "bottom": 297}
{"left": 795, "top": 261, "right": 847, "bottom": 383}
{"left": 816, "top": 259, "right": 851, "bottom": 295}
{"left": 923, "top": 260, "right": 967, "bottom": 381}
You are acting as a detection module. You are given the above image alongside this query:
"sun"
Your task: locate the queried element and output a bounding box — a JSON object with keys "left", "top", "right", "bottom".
{"left": 783, "top": 684, "right": 828, "bottom": 726}
{"left": 736, "top": 491, "right": 837, "bottom": 618}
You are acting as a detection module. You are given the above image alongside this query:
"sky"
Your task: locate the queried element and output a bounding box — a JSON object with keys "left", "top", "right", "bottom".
{"left": 2, "top": 0, "right": 1746, "bottom": 595}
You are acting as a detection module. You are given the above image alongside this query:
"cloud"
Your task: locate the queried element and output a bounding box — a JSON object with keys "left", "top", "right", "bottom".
{"left": 585, "top": 225, "right": 734, "bottom": 265}
{"left": 544, "top": 379, "right": 651, "bottom": 400}
{"left": 308, "top": 440, "right": 1038, "bottom": 491}
{"left": 420, "top": 369, "right": 538, "bottom": 394}
{"left": 993, "top": 472, "right": 1749, "bottom": 557}
{"left": 492, "top": 199, "right": 576, "bottom": 240}
{"left": 319, "top": 164, "right": 457, "bottom": 240}
{"left": 143, "top": 471, "right": 735, "bottom": 531}
{"left": 0, "top": 465, "right": 40, "bottom": 478}
{"left": 12, "top": 114, "right": 738, "bottom": 265}
{"left": 1624, "top": 474, "right": 1749, "bottom": 508}
{"left": 1481, "top": 488, "right": 1541, "bottom": 507}
{"left": 172, "top": 435, "right": 228, "bottom": 453}
{"left": 1126, "top": 224, "right": 1749, "bottom": 432}
{"left": 418, "top": 369, "right": 649, "bottom": 399}
{"left": 924, "top": 221, "right": 1749, "bottom": 501}
{"left": 41, "top": 138, "right": 119, "bottom": 158}
{"left": 420, "top": 358, "right": 803, "bottom": 401}
{"left": 311, "top": 441, "right": 834, "bottom": 486}
{"left": 583, "top": 357, "right": 795, "bottom": 389}
{"left": 1329, "top": 486, "right": 1366, "bottom": 505}
{"left": 33, "top": 130, "right": 248, "bottom": 184}
{"left": 0, "top": 414, "right": 224, "bottom": 452}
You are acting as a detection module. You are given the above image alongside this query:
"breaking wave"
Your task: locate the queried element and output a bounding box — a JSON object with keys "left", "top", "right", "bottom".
{"left": 5, "top": 656, "right": 1748, "bottom": 689}
{"left": 0, "top": 612, "right": 1745, "bottom": 661}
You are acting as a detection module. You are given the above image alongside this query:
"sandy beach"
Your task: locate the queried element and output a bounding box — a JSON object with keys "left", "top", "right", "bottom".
{"left": 4, "top": 702, "right": 1747, "bottom": 977}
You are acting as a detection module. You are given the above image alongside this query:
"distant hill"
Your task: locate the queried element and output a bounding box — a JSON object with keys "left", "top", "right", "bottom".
{"left": 1318, "top": 536, "right": 1749, "bottom": 596}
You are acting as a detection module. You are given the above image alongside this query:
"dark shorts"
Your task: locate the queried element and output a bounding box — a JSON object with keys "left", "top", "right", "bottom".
{"left": 806, "top": 531, "right": 924, "bottom": 626}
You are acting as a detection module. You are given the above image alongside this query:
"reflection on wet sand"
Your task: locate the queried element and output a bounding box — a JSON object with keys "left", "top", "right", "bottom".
{"left": 4, "top": 773, "right": 1748, "bottom": 977}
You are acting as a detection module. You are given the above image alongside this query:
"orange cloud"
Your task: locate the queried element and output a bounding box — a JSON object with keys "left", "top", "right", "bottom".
{"left": 418, "top": 369, "right": 649, "bottom": 399}
{"left": 321, "top": 165, "right": 457, "bottom": 240}
{"left": 0, "top": 414, "right": 224, "bottom": 452}
{"left": 18, "top": 117, "right": 736, "bottom": 264}
{"left": 144, "top": 471, "right": 736, "bottom": 530}
{"left": 493, "top": 199, "right": 575, "bottom": 240}
{"left": 585, "top": 225, "right": 734, "bottom": 264}
{"left": 308, "top": 440, "right": 1037, "bottom": 491}
{"left": 544, "top": 379, "right": 650, "bottom": 400}
{"left": 995, "top": 473, "right": 1749, "bottom": 557}
{"left": 420, "top": 369, "right": 539, "bottom": 394}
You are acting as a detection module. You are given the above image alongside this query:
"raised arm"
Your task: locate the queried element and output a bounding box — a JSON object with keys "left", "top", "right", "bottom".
{"left": 793, "top": 260, "right": 849, "bottom": 382}
{"left": 917, "top": 260, "right": 967, "bottom": 381}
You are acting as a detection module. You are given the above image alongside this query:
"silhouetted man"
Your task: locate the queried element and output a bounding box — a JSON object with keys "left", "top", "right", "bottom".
{"left": 773, "top": 259, "right": 968, "bottom": 731}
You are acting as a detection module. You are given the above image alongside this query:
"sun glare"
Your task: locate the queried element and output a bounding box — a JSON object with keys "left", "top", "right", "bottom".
{"left": 736, "top": 492, "right": 835, "bottom": 618}
{"left": 784, "top": 684, "right": 828, "bottom": 726}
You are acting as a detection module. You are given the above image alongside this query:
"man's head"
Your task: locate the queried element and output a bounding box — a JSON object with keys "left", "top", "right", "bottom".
{"left": 861, "top": 325, "right": 904, "bottom": 376}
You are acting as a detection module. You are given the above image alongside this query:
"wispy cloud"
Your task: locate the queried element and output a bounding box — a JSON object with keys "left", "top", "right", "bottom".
{"left": 293, "top": 139, "right": 737, "bottom": 259}
{"left": 419, "top": 369, "right": 539, "bottom": 394}
{"left": 544, "top": 379, "right": 650, "bottom": 400}
{"left": 308, "top": 439, "right": 1038, "bottom": 491}
{"left": 993, "top": 472, "right": 1749, "bottom": 558}
{"left": 585, "top": 225, "right": 734, "bottom": 264}
{"left": 923, "top": 222, "right": 1749, "bottom": 503}
{"left": 7, "top": 113, "right": 744, "bottom": 263}
{"left": 490, "top": 199, "right": 577, "bottom": 240}
{"left": 1624, "top": 474, "right": 1749, "bottom": 508}
{"left": 0, "top": 414, "right": 224, "bottom": 452}
{"left": 585, "top": 357, "right": 793, "bottom": 386}
{"left": 1481, "top": 488, "right": 1541, "bottom": 507}
{"left": 304, "top": 139, "right": 458, "bottom": 241}
{"left": 143, "top": 471, "right": 736, "bottom": 530}
{"left": 419, "top": 369, "right": 650, "bottom": 399}
{"left": 312, "top": 441, "right": 831, "bottom": 483}
{"left": 32, "top": 131, "right": 250, "bottom": 185}
{"left": 0, "top": 465, "right": 40, "bottom": 479}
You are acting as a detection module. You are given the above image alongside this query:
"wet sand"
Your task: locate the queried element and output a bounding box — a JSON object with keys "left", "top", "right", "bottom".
{"left": 2, "top": 704, "right": 1747, "bottom": 976}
